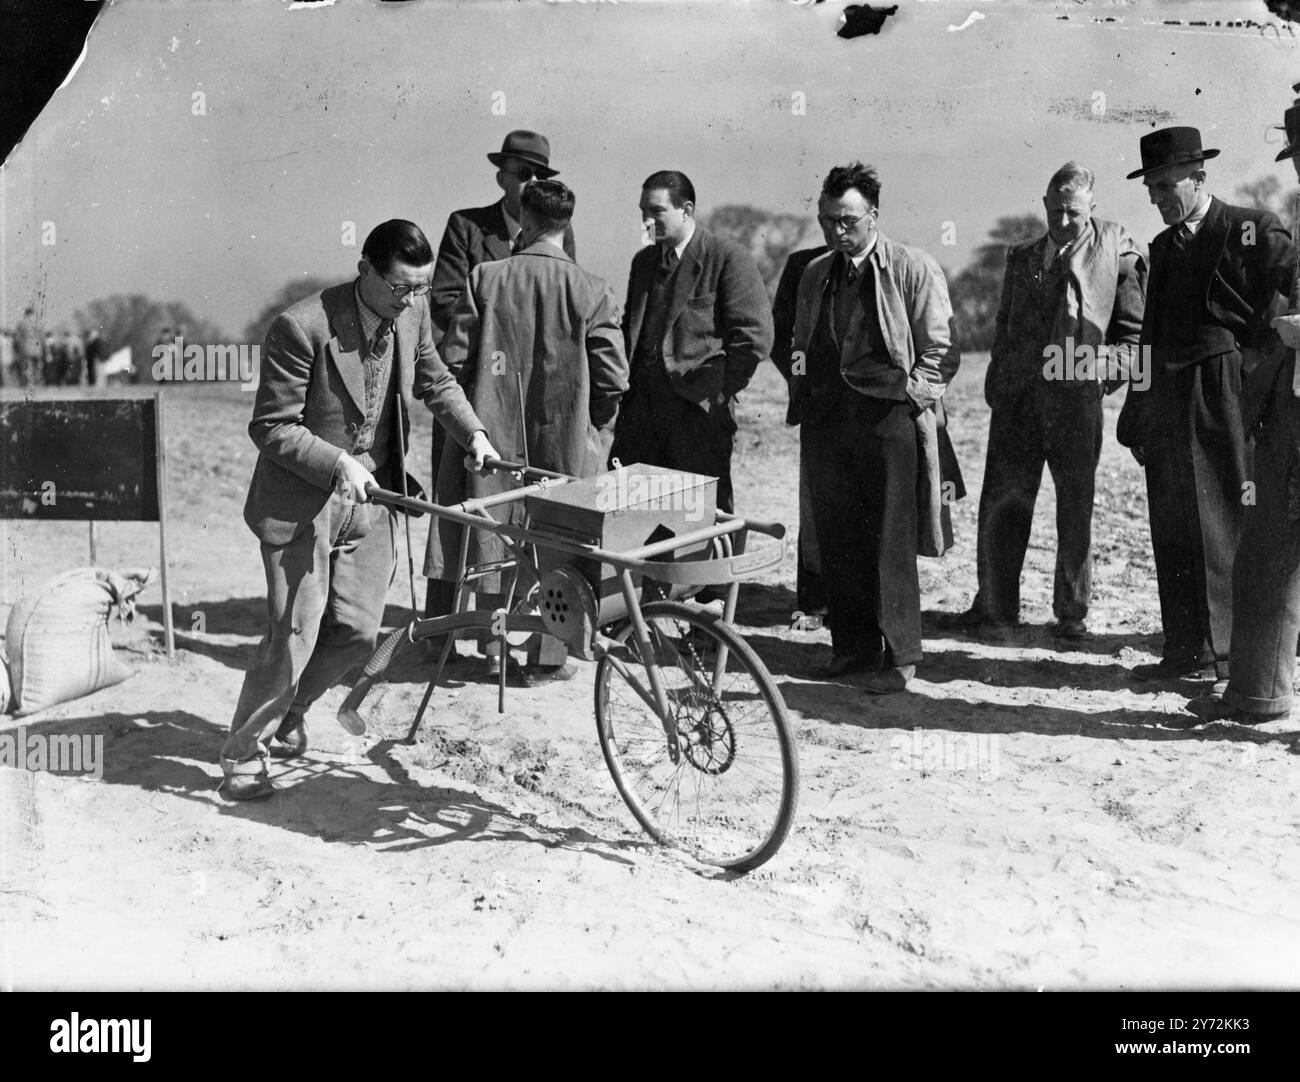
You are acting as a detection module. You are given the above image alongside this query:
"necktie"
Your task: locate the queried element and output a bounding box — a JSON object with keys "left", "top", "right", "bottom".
{"left": 660, "top": 245, "right": 679, "bottom": 276}
{"left": 511, "top": 231, "right": 525, "bottom": 255}
{"left": 1171, "top": 224, "right": 1192, "bottom": 252}
{"left": 372, "top": 319, "right": 393, "bottom": 359}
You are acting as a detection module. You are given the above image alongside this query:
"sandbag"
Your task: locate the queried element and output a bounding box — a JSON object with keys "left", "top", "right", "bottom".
{"left": 4, "top": 567, "right": 153, "bottom": 716}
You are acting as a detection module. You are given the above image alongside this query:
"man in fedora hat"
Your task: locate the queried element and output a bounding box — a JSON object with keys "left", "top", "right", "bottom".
{"left": 1186, "top": 93, "right": 1300, "bottom": 725}
{"left": 1117, "top": 126, "right": 1292, "bottom": 684}
{"left": 423, "top": 130, "right": 576, "bottom": 625}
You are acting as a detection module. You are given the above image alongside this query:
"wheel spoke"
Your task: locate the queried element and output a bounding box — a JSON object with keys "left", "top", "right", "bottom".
{"left": 594, "top": 602, "right": 798, "bottom": 871}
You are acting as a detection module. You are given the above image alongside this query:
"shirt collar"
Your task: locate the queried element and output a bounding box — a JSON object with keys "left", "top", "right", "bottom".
{"left": 502, "top": 203, "right": 522, "bottom": 245}
{"left": 673, "top": 220, "right": 697, "bottom": 261}
{"left": 1181, "top": 193, "right": 1212, "bottom": 234}
{"left": 1042, "top": 223, "right": 1089, "bottom": 267}
{"left": 354, "top": 281, "right": 387, "bottom": 346}
{"left": 843, "top": 231, "right": 878, "bottom": 273}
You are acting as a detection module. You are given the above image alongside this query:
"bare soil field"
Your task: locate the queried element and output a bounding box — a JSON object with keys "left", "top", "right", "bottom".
{"left": 3, "top": 354, "right": 1298, "bottom": 990}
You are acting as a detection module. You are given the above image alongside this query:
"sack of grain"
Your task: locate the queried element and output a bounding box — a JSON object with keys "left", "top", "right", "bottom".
{"left": 5, "top": 567, "right": 153, "bottom": 716}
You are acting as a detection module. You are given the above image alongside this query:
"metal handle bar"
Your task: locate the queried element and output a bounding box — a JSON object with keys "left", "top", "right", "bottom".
{"left": 363, "top": 485, "right": 786, "bottom": 583}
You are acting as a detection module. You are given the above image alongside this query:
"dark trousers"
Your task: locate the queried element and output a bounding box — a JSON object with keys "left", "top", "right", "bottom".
{"left": 796, "top": 450, "right": 826, "bottom": 615}
{"left": 1226, "top": 401, "right": 1300, "bottom": 714}
{"left": 973, "top": 388, "right": 1103, "bottom": 623}
{"left": 1142, "top": 351, "right": 1250, "bottom": 673}
{"left": 223, "top": 494, "right": 396, "bottom": 766}
{"left": 803, "top": 393, "right": 921, "bottom": 664}
{"left": 611, "top": 358, "right": 736, "bottom": 514}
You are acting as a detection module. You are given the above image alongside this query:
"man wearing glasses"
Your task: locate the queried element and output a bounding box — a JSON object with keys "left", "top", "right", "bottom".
{"left": 790, "top": 162, "right": 962, "bottom": 691}
{"left": 222, "top": 220, "right": 499, "bottom": 800}
{"left": 423, "top": 131, "right": 576, "bottom": 623}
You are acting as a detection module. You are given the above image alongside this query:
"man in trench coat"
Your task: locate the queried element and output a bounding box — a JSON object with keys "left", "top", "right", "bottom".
{"left": 428, "top": 179, "right": 629, "bottom": 680}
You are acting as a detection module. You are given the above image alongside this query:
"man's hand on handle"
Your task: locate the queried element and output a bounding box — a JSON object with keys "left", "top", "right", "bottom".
{"left": 464, "top": 430, "right": 500, "bottom": 474}
{"left": 333, "top": 452, "right": 376, "bottom": 503}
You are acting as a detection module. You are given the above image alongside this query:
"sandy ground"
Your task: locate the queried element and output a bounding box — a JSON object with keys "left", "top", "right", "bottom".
{"left": 3, "top": 356, "right": 1299, "bottom": 990}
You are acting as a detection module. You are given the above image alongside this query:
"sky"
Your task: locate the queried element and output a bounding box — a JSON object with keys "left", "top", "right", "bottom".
{"left": 1, "top": 0, "right": 1297, "bottom": 339}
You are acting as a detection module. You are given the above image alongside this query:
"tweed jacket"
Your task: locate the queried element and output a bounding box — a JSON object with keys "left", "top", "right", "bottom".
{"left": 243, "top": 281, "right": 485, "bottom": 546}
{"left": 986, "top": 218, "right": 1147, "bottom": 412}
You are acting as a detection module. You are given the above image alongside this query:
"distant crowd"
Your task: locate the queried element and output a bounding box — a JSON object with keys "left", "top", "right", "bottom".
{"left": 1, "top": 307, "right": 107, "bottom": 387}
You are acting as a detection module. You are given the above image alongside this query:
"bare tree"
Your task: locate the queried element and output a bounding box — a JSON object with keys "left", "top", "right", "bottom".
{"left": 949, "top": 214, "right": 1047, "bottom": 351}
{"left": 73, "top": 294, "right": 224, "bottom": 383}
{"left": 698, "top": 206, "right": 821, "bottom": 299}
{"left": 1234, "top": 174, "right": 1299, "bottom": 234}
{"left": 243, "top": 276, "right": 335, "bottom": 347}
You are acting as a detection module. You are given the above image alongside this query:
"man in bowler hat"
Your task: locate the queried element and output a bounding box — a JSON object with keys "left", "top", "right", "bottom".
{"left": 1117, "top": 127, "right": 1292, "bottom": 683}
{"left": 1186, "top": 93, "right": 1300, "bottom": 724}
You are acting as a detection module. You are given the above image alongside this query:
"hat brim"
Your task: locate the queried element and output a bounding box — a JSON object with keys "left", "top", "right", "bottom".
{"left": 487, "top": 152, "right": 558, "bottom": 178}
{"left": 1275, "top": 143, "right": 1300, "bottom": 163}
{"left": 1126, "top": 148, "right": 1220, "bottom": 180}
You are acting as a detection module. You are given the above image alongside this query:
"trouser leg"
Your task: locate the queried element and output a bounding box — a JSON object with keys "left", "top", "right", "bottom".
{"left": 1044, "top": 391, "right": 1103, "bottom": 622}
{"left": 222, "top": 499, "right": 395, "bottom": 768}
{"left": 1226, "top": 415, "right": 1300, "bottom": 713}
{"left": 292, "top": 501, "right": 396, "bottom": 711}
{"left": 796, "top": 449, "right": 826, "bottom": 615}
{"left": 866, "top": 399, "right": 922, "bottom": 666}
{"left": 224, "top": 515, "right": 333, "bottom": 765}
{"left": 974, "top": 401, "right": 1045, "bottom": 623}
{"left": 805, "top": 408, "right": 878, "bottom": 657}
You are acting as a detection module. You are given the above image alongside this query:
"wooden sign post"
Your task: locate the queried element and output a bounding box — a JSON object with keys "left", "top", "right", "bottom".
{"left": 0, "top": 389, "right": 175, "bottom": 658}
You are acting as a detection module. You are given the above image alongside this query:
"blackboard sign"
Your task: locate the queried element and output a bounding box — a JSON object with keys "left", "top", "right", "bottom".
{"left": 0, "top": 396, "right": 160, "bottom": 520}
{"left": 0, "top": 390, "right": 174, "bottom": 657}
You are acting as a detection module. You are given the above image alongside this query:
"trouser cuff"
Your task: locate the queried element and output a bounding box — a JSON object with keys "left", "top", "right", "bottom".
{"left": 1224, "top": 687, "right": 1293, "bottom": 717}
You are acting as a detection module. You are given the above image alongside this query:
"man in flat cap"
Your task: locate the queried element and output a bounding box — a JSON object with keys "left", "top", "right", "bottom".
{"left": 940, "top": 162, "right": 1147, "bottom": 641}
{"left": 1186, "top": 95, "right": 1300, "bottom": 724}
{"left": 1117, "top": 127, "right": 1292, "bottom": 683}
{"left": 423, "top": 131, "right": 576, "bottom": 627}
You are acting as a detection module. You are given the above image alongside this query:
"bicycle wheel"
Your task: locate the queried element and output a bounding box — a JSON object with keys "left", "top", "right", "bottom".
{"left": 594, "top": 600, "right": 799, "bottom": 872}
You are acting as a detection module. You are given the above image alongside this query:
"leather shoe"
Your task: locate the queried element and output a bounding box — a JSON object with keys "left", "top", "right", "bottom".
{"left": 1052, "top": 619, "right": 1088, "bottom": 640}
{"left": 813, "top": 650, "right": 882, "bottom": 679}
{"left": 268, "top": 714, "right": 307, "bottom": 759}
{"left": 1129, "top": 659, "right": 1216, "bottom": 683}
{"left": 933, "top": 607, "right": 988, "bottom": 630}
{"left": 1184, "top": 695, "right": 1288, "bottom": 725}
{"left": 219, "top": 757, "right": 277, "bottom": 801}
{"left": 519, "top": 662, "right": 576, "bottom": 687}
{"left": 862, "top": 664, "right": 916, "bottom": 695}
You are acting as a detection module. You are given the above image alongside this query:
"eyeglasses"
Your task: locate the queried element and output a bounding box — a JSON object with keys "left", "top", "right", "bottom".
{"left": 817, "top": 212, "right": 871, "bottom": 231}
{"left": 375, "top": 275, "right": 431, "bottom": 298}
